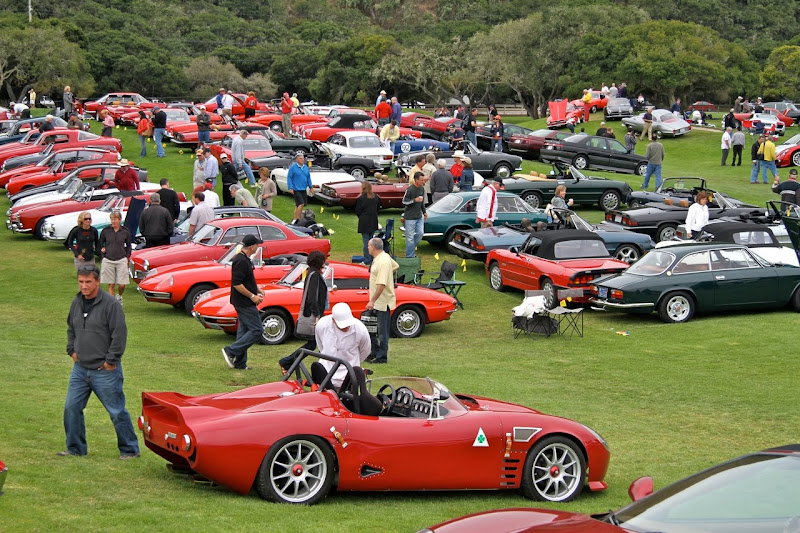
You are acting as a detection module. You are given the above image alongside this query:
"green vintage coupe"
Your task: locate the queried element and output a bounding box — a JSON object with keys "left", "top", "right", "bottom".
{"left": 501, "top": 163, "right": 633, "bottom": 211}
{"left": 590, "top": 242, "right": 800, "bottom": 323}
{"left": 413, "top": 192, "right": 547, "bottom": 248}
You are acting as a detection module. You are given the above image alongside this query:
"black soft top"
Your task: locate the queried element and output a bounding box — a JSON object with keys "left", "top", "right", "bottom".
{"left": 523, "top": 229, "right": 608, "bottom": 259}
{"left": 701, "top": 221, "right": 777, "bottom": 245}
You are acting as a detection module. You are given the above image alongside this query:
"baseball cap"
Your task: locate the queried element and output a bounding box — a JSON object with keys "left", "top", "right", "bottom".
{"left": 242, "top": 234, "right": 263, "bottom": 247}
{"left": 220, "top": 153, "right": 228, "bottom": 159}
{"left": 331, "top": 302, "right": 357, "bottom": 328}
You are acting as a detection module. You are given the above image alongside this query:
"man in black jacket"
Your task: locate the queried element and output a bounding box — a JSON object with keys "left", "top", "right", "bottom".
{"left": 139, "top": 193, "right": 174, "bottom": 247}
{"left": 59, "top": 266, "right": 139, "bottom": 459}
{"left": 157, "top": 178, "right": 180, "bottom": 221}
{"left": 151, "top": 105, "right": 167, "bottom": 157}
{"left": 219, "top": 153, "right": 239, "bottom": 206}
{"left": 222, "top": 234, "right": 264, "bottom": 370}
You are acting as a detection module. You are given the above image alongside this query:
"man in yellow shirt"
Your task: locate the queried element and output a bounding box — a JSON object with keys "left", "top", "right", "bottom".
{"left": 364, "top": 237, "right": 398, "bottom": 364}
{"left": 758, "top": 136, "right": 779, "bottom": 183}
{"left": 379, "top": 120, "right": 401, "bottom": 150}
{"left": 581, "top": 89, "right": 593, "bottom": 122}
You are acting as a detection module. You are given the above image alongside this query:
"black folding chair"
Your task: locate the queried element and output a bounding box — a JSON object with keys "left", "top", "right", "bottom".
{"left": 424, "top": 261, "right": 456, "bottom": 290}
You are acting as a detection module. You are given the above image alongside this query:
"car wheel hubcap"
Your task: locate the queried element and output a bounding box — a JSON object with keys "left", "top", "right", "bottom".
{"left": 351, "top": 169, "right": 365, "bottom": 179}
{"left": 602, "top": 194, "right": 618, "bottom": 210}
{"left": 270, "top": 440, "right": 327, "bottom": 503}
{"left": 532, "top": 443, "right": 580, "bottom": 501}
{"left": 615, "top": 247, "right": 638, "bottom": 263}
{"left": 490, "top": 266, "right": 502, "bottom": 289}
{"left": 793, "top": 152, "right": 800, "bottom": 166}
{"left": 660, "top": 227, "right": 676, "bottom": 241}
{"left": 396, "top": 310, "right": 420, "bottom": 336}
{"left": 667, "top": 297, "right": 690, "bottom": 321}
{"left": 524, "top": 195, "right": 540, "bottom": 209}
{"left": 497, "top": 166, "right": 511, "bottom": 178}
{"left": 263, "top": 315, "right": 286, "bottom": 341}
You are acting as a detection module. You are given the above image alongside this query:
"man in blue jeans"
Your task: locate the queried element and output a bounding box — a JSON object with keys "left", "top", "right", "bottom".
{"left": 231, "top": 129, "right": 256, "bottom": 187}
{"left": 151, "top": 106, "right": 167, "bottom": 158}
{"left": 60, "top": 265, "right": 139, "bottom": 459}
{"left": 365, "top": 237, "right": 398, "bottom": 364}
{"left": 222, "top": 234, "right": 265, "bottom": 370}
{"left": 402, "top": 172, "right": 427, "bottom": 257}
{"left": 642, "top": 134, "right": 665, "bottom": 189}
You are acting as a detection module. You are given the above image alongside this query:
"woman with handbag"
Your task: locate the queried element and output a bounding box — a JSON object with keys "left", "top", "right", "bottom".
{"left": 255, "top": 167, "right": 277, "bottom": 212}
{"left": 279, "top": 251, "right": 328, "bottom": 372}
{"left": 100, "top": 109, "right": 114, "bottom": 137}
{"left": 136, "top": 110, "right": 151, "bottom": 157}
{"left": 354, "top": 181, "right": 381, "bottom": 265}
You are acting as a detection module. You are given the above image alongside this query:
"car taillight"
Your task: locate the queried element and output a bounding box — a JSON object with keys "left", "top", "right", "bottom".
{"left": 570, "top": 273, "right": 595, "bottom": 285}
{"left": 474, "top": 243, "right": 485, "bottom": 250}
{"left": 137, "top": 416, "right": 144, "bottom": 430}
{"left": 622, "top": 217, "right": 638, "bottom": 226}
{"left": 383, "top": 155, "right": 392, "bottom": 160}
{"left": 590, "top": 285, "right": 599, "bottom": 295}
{"left": 605, "top": 212, "right": 613, "bottom": 221}
{"left": 610, "top": 289, "right": 624, "bottom": 300}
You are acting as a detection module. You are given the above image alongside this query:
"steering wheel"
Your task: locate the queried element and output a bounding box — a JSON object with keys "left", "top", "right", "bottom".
{"left": 376, "top": 383, "right": 396, "bottom": 415}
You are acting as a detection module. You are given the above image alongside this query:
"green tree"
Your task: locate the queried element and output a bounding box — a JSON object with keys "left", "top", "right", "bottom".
{"left": 183, "top": 57, "right": 246, "bottom": 100}
{"left": 760, "top": 45, "right": 800, "bottom": 101}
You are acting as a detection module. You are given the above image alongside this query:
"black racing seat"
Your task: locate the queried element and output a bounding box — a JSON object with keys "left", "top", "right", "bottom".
{"left": 339, "top": 366, "right": 383, "bottom": 416}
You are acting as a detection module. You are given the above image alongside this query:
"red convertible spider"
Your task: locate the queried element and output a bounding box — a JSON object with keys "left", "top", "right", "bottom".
{"left": 316, "top": 177, "right": 410, "bottom": 209}
{"left": 205, "top": 132, "right": 276, "bottom": 165}
{"left": 139, "top": 350, "right": 609, "bottom": 504}
{"left": 129, "top": 218, "right": 330, "bottom": 282}
{"left": 83, "top": 92, "right": 155, "bottom": 118}
{"left": 0, "top": 129, "right": 122, "bottom": 169}
{"left": 138, "top": 245, "right": 301, "bottom": 314}
{"left": 246, "top": 109, "right": 328, "bottom": 134}
{"left": 776, "top": 133, "right": 800, "bottom": 167}
{"left": 4, "top": 149, "right": 120, "bottom": 195}
{"left": 400, "top": 112, "right": 460, "bottom": 140}
{"left": 299, "top": 113, "right": 421, "bottom": 142}
{"left": 485, "top": 230, "right": 629, "bottom": 307}
{"left": 193, "top": 261, "right": 457, "bottom": 343}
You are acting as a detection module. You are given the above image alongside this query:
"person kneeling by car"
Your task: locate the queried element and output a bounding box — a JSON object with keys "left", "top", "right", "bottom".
{"left": 312, "top": 303, "right": 371, "bottom": 389}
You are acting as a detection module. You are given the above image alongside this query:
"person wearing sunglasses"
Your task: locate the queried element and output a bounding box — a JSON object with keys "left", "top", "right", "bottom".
{"left": 64, "top": 211, "right": 99, "bottom": 271}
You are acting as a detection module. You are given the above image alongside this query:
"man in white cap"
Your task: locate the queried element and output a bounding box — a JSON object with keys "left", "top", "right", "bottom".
{"left": 375, "top": 89, "right": 387, "bottom": 107}
{"left": 476, "top": 176, "right": 501, "bottom": 228}
{"left": 315, "top": 302, "right": 371, "bottom": 388}
{"left": 114, "top": 159, "right": 139, "bottom": 191}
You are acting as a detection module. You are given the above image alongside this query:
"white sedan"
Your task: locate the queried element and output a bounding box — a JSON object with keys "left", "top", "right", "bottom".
{"left": 324, "top": 131, "right": 393, "bottom": 170}
{"left": 270, "top": 167, "right": 355, "bottom": 195}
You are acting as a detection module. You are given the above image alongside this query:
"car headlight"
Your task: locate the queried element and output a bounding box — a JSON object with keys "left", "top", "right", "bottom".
{"left": 144, "top": 268, "right": 157, "bottom": 278}
{"left": 143, "top": 259, "right": 149, "bottom": 270}
{"left": 157, "top": 275, "right": 173, "bottom": 289}
{"left": 583, "top": 424, "right": 609, "bottom": 451}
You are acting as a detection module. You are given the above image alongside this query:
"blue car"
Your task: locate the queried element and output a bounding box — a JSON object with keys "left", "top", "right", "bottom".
{"left": 450, "top": 208, "right": 654, "bottom": 263}
{"left": 392, "top": 138, "right": 450, "bottom": 155}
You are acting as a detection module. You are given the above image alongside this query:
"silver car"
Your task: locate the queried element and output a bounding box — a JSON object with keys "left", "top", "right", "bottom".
{"left": 604, "top": 98, "right": 634, "bottom": 120}
{"left": 622, "top": 109, "right": 692, "bottom": 137}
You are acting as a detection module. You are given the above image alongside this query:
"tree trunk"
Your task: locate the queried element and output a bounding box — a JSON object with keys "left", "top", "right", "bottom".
{"left": 5, "top": 81, "right": 18, "bottom": 103}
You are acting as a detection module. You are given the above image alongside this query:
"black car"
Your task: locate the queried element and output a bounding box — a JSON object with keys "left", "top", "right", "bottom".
{"left": 605, "top": 191, "right": 763, "bottom": 242}
{"left": 0, "top": 117, "right": 69, "bottom": 147}
{"left": 626, "top": 177, "right": 708, "bottom": 208}
{"left": 395, "top": 140, "right": 523, "bottom": 179}
{"left": 541, "top": 134, "right": 648, "bottom": 176}
{"left": 248, "top": 142, "right": 381, "bottom": 180}
{"left": 475, "top": 123, "right": 536, "bottom": 153}
{"left": 603, "top": 98, "right": 634, "bottom": 120}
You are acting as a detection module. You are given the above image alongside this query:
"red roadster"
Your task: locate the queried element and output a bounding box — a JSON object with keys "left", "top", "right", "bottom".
{"left": 316, "top": 177, "right": 411, "bottom": 209}
{"left": 139, "top": 350, "right": 609, "bottom": 504}
{"left": 0, "top": 129, "right": 122, "bottom": 169}
{"left": 129, "top": 218, "right": 330, "bottom": 282}
{"left": 4, "top": 149, "right": 120, "bottom": 195}
{"left": 486, "top": 230, "right": 629, "bottom": 307}
{"left": 298, "top": 113, "right": 421, "bottom": 142}
{"left": 193, "top": 261, "right": 458, "bottom": 343}
{"left": 400, "top": 112, "right": 460, "bottom": 139}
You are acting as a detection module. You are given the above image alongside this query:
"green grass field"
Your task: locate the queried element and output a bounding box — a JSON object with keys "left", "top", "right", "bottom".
{"left": 0, "top": 111, "right": 798, "bottom": 532}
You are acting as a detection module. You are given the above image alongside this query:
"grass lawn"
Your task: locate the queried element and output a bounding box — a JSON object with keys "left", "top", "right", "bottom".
{"left": 0, "top": 110, "right": 798, "bottom": 532}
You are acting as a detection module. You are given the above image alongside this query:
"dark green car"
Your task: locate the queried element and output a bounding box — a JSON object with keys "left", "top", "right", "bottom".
{"left": 502, "top": 163, "right": 633, "bottom": 211}
{"left": 590, "top": 242, "right": 800, "bottom": 323}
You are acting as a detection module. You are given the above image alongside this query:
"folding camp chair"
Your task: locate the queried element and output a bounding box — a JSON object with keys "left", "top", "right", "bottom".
{"left": 547, "top": 289, "right": 584, "bottom": 339}
{"left": 395, "top": 256, "right": 423, "bottom": 285}
{"left": 374, "top": 218, "right": 395, "bottom": 256}
{"left": 425, "top": 261, "right": 466, "bottom": 309}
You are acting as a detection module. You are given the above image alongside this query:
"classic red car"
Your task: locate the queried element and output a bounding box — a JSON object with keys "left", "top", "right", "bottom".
{"left": 546, "top": 100, "right": 584, "bottom": 129}
{"left": 206, "top": 132, "right": 276, "bottom": 165}
{"left": 762, "top": 107, "right": 795, "bottom": 127}
{"left": 83, "top": 92, "right": 155, "bottom": 118}
{"left": 299, "top": 113, "right": 421, "bottom": 142}
{"left": 776, "top": 133, "right": 800, "bottom": 167}
{"left": 509, "top": 128, "right": 573, "bottom": 160}
{"left": 400, "top": 112, "right": 460, "bottom": 139}
{"left": 138, "top": 245, "right": 301, "bottom": 314}
{"left": 4, "top": 149, "right": 120, "bottom": 195}
{"left": 194, "top": 261, "right": 458, "bottom": 343}
{"left": 686, "top": 100, "right": 716, "bottom": 113}
{"left": 316, "top": 177, "right": 410, "bottom": 209}
{"left": 139, "top": 349, "right": 610, "bottom": 504}
{"left": 0, "top": 129, "right": 122, "bottom": 169}
{"left": 246, "top": 108, "right": 328, "bottom": 134}
{"left": 130, "top": 218, "right": 330, "bottom": 281}
{"left": 118, "top": 104, "right": 226, "bottom": 126}
{"left": 201, "top": 93, "right": 273, "bottom": 116}
{"left": 0, "top": 147, "right": 117, "bottom": 187}
{"left": 485, "top": 230, "right": 629, "bottom": 307}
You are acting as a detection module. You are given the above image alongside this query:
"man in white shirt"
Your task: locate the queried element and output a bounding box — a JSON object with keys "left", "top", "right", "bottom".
{"left": 201, "top": 183, "right": 220, "bottom": 208}
{"left": 315, "top": 303, "right": 371, "bottom": 389}
{"left": 476, "top": 178, "right": 500, "bottom": 228}
{"left": 188, "top": 191, "right": 214, "bottom": 238}
{"left": 221, "top": 91, "right": 235, "bottom": 117}
{"left": 721, "top": 127, "right": 732, "bottom": 166}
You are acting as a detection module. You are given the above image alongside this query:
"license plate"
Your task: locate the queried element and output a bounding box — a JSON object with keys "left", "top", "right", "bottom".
{"left": 614, "top": 215, "right": 622, "bottom": 223}
{"left": 598, "top": 287, "right": 608, "bottom": 298}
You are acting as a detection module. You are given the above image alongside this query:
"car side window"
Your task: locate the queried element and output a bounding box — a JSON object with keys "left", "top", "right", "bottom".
{"left": 710, "top": 249, "right": 760, "bottom": 270}
{"left": 459, "top": 199, "right": 477, "bottom": 213}
{"left": 220, "top": 226, "right": 258, "bottom": 245}
{"left": 589, "top": 137, "right": 607, "bottom": 150}
{"left": 513, "top": 197, "right": 531, "bottom": 212}
{"left": 259, "top": 225, "right": 288, "bottom": 242}
{"left": 608, "top": 140, "right": 627, "bottom": 153}
{"left": 672, "top": 251, "right": 710, "bottom": 274}
{"left": 498, "top": 196, "right": 521, "bottom": 213}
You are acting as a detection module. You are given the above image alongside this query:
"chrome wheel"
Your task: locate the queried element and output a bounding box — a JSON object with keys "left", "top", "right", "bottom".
{"left": 349, "top": 166, "right": 367, "bottom": 180}
{"left": 660, "top": 293, "right": 693, "bottom": 323}
{"left": 261, "top": 310, "right": 290, "bottom": 344}
{"left": 792, "top": 151, "right": 800, "bottom": 167}
{"left": 613, "top": 245, "right": 640, "bottom": 264}
{"left": 494, "top": 163, "right": 512, "bottom": 179}
{"left": 573, "top": 155, "right": 588, "bottom": 170}
{"left": 522, "top": 191, "right": 542, "bottom": 209}
{"left": 600, "top": 190, "right": 621, "bottom": 210}
{"left": 529, "top": 441, "right": 583, "bottom": 502}
{"left": 391, "top": 306, "right": 424, "bottom": 338}
{"left": 657, "top": 224, "right": 677, "bottom": 242}
{"left": 541, "top": 279, "right": 556, "bottom": 309}
{"left": 489, "top": 263, "right": 505, "bottom": 291}
{"left": 268, "top": 439, "right": 329, "bottom": 504}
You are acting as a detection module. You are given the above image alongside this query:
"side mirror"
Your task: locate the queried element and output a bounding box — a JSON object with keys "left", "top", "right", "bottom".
{"left": 628, "top": 476, "right": 654, "bottom": 502}
{"left": 509, "top": 246, "right": 519, "bottom": 255}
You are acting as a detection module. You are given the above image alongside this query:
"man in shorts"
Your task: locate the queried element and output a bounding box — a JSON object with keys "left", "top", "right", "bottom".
{"left": 287, "top": 153, "right": 313, "bottom": 224}
{"left": 98, "top": 211, "right": 132, "bottom": 305}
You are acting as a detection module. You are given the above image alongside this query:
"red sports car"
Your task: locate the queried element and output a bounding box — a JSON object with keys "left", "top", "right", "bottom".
{"left": 316, "top": 177, "right": 410, "bottom": 209}
{"left": 139, "top": 350, "right": 609, "bottom": 504}
{"left": 193, "top": 261, "right": 458, "bottom": 343}
{"left": 137, "top": 245, "right": 301, "bottom": 314}
{"left": 0, "top": 129, "right": 122, "bottom": 169}
{"left": 485, "top": 230, "right": 629, "bottom": 306}
{"left": 4, "top": 149, "right": 120, "bottom": 195}
{"left": 130, "top": 218, "right": 330, "bottom": 281}
{"left": 686, "top": 100, "right": 716, "bottom": 113}
{"left": 246, "top": 109, "right": 328, "bottom": 135}
{"left": 762, "top": 107, "right": 795, "bottom": 127}
{"left": 0, "top": 147, "right": 118, "bottom": 188}
{"left": 546, "top": 100, "right": 584, "bottom": 129}
{"left": 508, "top": 128, "right": 572, "bottom": 160}
{"left": 299, "top": 113, "right": 421, "bottom": 142}
{"left": 400, "top": 112, "right": 460, "bottom": 139}
{"left": 776, "top": 133, "right": 800, "bottom": 167}
{"left": 83, "top": 92, "right": 156, "bottom": 119}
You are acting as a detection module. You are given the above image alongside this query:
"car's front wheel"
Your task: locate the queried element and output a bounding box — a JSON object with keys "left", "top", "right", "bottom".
{"left": 658, "top": 291, "right": 695, "bottom": 323}
{"left": 493, "top": 162, "right": 513, "bottom": 179}
{"left": 521, "top": 436, "right": 586, "bottom": 502}
{"left": 254, "top": 436, "right": 334, "bottom": 505}
{"left": 613, "top": 244, "right": 641, "bottom": 264}
{"left": 636, "top": 162, "right": 648, "bottom": 176}
{"left": 391, "top": 305, "right": 425, "bottom": 338}
{"left": 348, "top": 165, "right": 367, "bottom": 180}
{"left": 540, "top": 278, "right": 556, "bottom": 309}
{"left": 489, "top": 262, "right": 506, "bottom": 292}
{"left": 600, "top": 189, "right": 622, "bottom": 211}
{"left": 184, "top": 283, "right": 216, "bottom": 315}
{"left": 792, "top": 151, "right": 800, "bottom": 167}
{"left": 656, "top": 223, "right": 677, "bottom": 242}
{"left": 261, "top": 308, "right": 292, "bottom": 345}
{"left": 628, "top": 198, "right": 644, "bottom": 209}
{"left": 572, "top": 155, "right": 589, "bottom": 170}
{"left": 521, "top": 191, "right": 543, "bottom": 209}
{"left": 269, "top": 121, "right": 283, "bottom": 133}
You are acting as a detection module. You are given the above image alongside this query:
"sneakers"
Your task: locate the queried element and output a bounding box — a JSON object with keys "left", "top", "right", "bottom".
{"left": 222, "top": 348, "right": 234, "bottom": 368}
{"left": 119, "top": 453, "right": 140, "bottom": 460}
{"left": 116, "top": 294, "right": 123, "bottom": 306}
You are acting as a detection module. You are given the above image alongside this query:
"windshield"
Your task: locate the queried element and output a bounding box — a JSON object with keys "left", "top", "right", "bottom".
{"left": 429, "top": 194, "right": 462, "bottom": 213}
{"left": 63, "top": 180, "right": 83, "bottom": 196}
{"left": 189, "top": 223, "right": 222, "bottom": 245}
{"left": 218, "top": 243, "right": 244, "bottom": 264}
{"left": 626, "top": 250, "right": 675, "bottom": 276}
{"left": 243, "top": 136, "right": 273, "bottom": 150}
{"left": 348, "top": 135, "right": 381, "bottom": 149}
{"left": 368, "top": 376, "right": 467, "bottom": 416}
{"left": 98, "top": 196, "right": 125, "bottom": 213}
{"left": 164, "top": 110, "right": 190, "bottom": 121}
{"left": 616, "top": 454, "right": 800, "bottom": 532}
{"left": 609, "top": 98, "right": 629, "bottom": 106}
{"left": 36, "top": 153, "right": 56, "bottom": 167}
{"left": 779, "top": 133, "right": 800, "bottom": 146}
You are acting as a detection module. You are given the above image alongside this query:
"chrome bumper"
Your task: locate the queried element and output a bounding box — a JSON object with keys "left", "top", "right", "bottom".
{"left": 589, "top": 298, "right": 654, "bottom": 309}
{"left": 193, "top": 311, "right": 237, "bottom": 330}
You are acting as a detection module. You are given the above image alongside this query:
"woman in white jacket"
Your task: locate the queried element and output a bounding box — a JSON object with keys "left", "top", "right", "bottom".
{"left": 685, "top": 191, "right": 710, "bottom": 238}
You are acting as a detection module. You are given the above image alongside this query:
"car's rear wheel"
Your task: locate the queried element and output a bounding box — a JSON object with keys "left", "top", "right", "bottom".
{"left": 656, "top": 130, "right": 664, "bottom": 139}
{"left": 443, "top": 228, "right": 463, "bottom": 255}
{"left": 33, "top": 217, "right": 49, "bottom": 240}
{"left": 348, "top": 165, "right": 367, "bottom": 180}
{"left": 628, "top": 198, "right": 644, "bottom": 209}
{"left": 261, "top": 308, "right": 292, "bottom": 345}
{"left": 488, "top": 262, "right": 506, "bottom": 292}
{"left": 391, "top": 305, "right": 425, "bottom": 338}
{"left": 792, "top": 151, "right": 800, "bottom": 167}
{"left": 254, "top": 436, "right": 334, "bottom": 505}
{"left": 521, "top": 191, "right": 543, "bottom": 209}
{"left": 656, "top": 223, "right": 677, "bottom": 242}
{"left": 600, "top": 189, "right": 622, "bottom": 211}
{"left": 613, "top": 244, "right": 641, "bottom": 264}
{"left": 572, "top": 155, "right": 589, "bottom": 170}
{"left": 521, "top": 436, "right": 586, "bottom": 503}
{"left": 591, "top": 105, "right": 597, "bottom": 113}
{"left": 269, "top": 121, "right": 282, "bottom": 133}
{"left": 658, "top": 291, "right": 694, "bottom": 323}
{"left": 635, "top": 162, "right": 648, "bottom": 176}
{"left": 790, "top": 288, "right": 800, "bottom": 312}
{"left": 493, "top": 162, "right": 513, "bottom": 179}
{"left": 540, "top": 278, "right": 556, "bottom": 309}
{"left": 184, "top": 283, "right": 216, "bottom": 315}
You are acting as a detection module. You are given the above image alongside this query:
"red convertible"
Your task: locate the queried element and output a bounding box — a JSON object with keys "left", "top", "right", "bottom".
{"left": 317, "top": 177, "right": 410, "bottom": 209}
{"left": 193, "top": 261, "right": 458, "bottom": 343}
{"left": 4, "top": 149, "right": 120, "bottom": 195}
{"left": 139, "top": 350, "right": 610, "bottom": 504}
{"left": 138, "top": 245, "right": 301, "bottom": 314}
{"left": 0, "top": 129, "right": 122, "bottom": 169}
{"left": 298, "top": 113, "right": 421, "bottom": 142}
{"left": 246, "top": 108, "right": 328, "bottom": 134}
{"left": 206, "top": 132, "right": 276, "bottom": 165}
{"left": 485, "top": 230, "right": 628, "bottom": 307}
{"left": 84, "top": 92, "right": 157, "bottom": 119}
{"left": 130, "top": 218, "right": 331, "bottom": 282}
{"left": 400, "top": 112, "right": 460, "bottom": 140}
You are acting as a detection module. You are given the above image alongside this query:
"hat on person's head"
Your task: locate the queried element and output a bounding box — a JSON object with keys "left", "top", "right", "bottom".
{"left": 331, "top": 302, "right": 358, "bottom": 329}
{"left": 195, "top": 148, "right": 203, "bottom": 155}
{"left": 462, "top": 157, "right": 472, "bottom": 165}
{"left": 220, "top": 153, "right": 228, "bottom": 159}
{"left": 380, "top": 90, "right": 387, "bottom": 95}
{"left": 453, "top": 150, "right": 464, "bottom": 158}
{"left": 119, "top": 158, "right": 130, "bottom": 166}
{"left": 789, "top": 169, "right": 798, "bottom": 179}
{"left": 219, "top": 88, "right": 226, "bottom": 92}
{"left": 241, "top": 234, "right": 263, "bottom": 247}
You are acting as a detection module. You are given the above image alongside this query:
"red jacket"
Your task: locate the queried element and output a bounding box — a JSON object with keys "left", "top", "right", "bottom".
{"left": 244, "top": 96, "right": 258, "bottom": 110}
{"left": 375, "top": 101, "right": 392, "bottom": 119}
{"left": 281, "top": 97, "right": 293, "bottom": 114}
{"left": 137, "top": 118, "right": 151, "bottom": 135}
{"left": 114, "top": 167, "right": 139, "bottom": 191}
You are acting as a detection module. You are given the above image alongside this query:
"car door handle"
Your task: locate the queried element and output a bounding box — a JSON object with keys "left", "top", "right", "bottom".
{"left": 715, "top": 275, "right": 725, "bottom": 280}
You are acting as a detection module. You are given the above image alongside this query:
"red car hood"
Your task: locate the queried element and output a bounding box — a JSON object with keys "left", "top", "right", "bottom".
{"left": 463, "top": 395, "right": 540, "bottom": 414}
{"left": 132, "top": 241, "right": 223, "bottom": 269}
{"left": 428, "top": 507, "right": 622, "bottom": 532}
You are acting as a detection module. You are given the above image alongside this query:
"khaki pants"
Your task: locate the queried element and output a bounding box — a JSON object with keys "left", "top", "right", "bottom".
{"left": 641, "top": 122, "right": 652, "bottom": 139}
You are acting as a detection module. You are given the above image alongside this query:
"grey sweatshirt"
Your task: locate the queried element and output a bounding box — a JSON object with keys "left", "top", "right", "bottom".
{"left": 66, "top": 290, "right": 127, "bottom": 368}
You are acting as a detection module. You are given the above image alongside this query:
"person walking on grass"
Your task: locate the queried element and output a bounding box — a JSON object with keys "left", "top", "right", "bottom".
{"left": 750, "top": 134, "right": 765, "bottom": 184}
{"left": 98, "top": 211, "right": 132, "bottom": 305}
{"left": 721, "top": 127, "right": 732, "bottom": 166}
{"left": 136, "top": 110, "right": 151, "bottom": 157}
{"left": 287, "top": 153, "right": 313, "bottom": 223}
{"left": 402, "top": 172, "right": 427, "bottom": 258}
{"left": 65, "top": 212, "right": 99, "bottom": 271}
{"left": 60, "top": 265, "right": 139, "bottom": 460}
{"left": 731, "top": 126, "right": 745, "bottom": 166}
{"left": 642, "top": 134, "right": 665, "bottom": 190}
{"left": 355, "top": 181, "right": 381, "bottom": 265}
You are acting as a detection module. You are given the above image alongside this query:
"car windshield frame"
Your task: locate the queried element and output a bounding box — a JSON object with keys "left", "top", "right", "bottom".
{"left": 189, "top": 223, "right": 223, "bottom": 246}
{"left": 347, "top": 135, "right": 382, "bottom": 149}
{"left": 243, "top": 136, "right": 273, "bottom": 150}
{"left": 367, "top": 376, "right": 467, "bottom": 417}
{"left": 625, "top": 250, "right": 675, "bottom": 276}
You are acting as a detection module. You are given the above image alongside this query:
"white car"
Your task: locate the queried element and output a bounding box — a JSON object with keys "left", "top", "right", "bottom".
{"left": 270, "top": 167, "right": 356, "bottom": 195}
{"left": 324, "top": 131, "right": 394, "bottom": 170}
{"left": 742, "top": 112, "right": 785, "bottom": 136}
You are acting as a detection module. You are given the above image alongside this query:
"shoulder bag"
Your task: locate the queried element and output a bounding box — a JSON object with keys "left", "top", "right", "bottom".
{"left": 294, "top": 273, "right": 316, "bottom": 339}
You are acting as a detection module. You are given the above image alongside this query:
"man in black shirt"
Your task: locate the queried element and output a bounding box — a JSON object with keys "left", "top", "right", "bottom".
{"left": 151, "top": 105, "right": 167, "bottom": 158}
{"left": 139, "top": 193, "right": 174, "bottom": 247}
{"left": 772, "top": 169, "right": 800, "bottom": 206}
{"left": 222, "top": 234, "right": 264, "bottom": 370}
{"left": 219, "top": 153, "right": 239, "bottom": 206}
{"left": 157, "top": 178, "right": 180, "bottom": 221}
